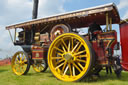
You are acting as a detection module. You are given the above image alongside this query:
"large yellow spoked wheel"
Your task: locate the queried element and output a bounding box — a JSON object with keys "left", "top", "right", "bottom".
{"left": 32, "top": 59, "right": 48, "bottom": 72}
{"left": 48, "top": 33, "right": 95, "bottom": 82}
{"left": 11, "top": 51, "right": 30, "bottom": 75}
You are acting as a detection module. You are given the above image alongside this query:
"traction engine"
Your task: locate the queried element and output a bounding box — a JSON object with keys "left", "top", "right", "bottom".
{"left": 6, "top": 3, "right": 128, "bottom": 82}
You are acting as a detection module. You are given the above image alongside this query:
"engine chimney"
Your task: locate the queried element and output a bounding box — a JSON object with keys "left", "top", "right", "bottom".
{"left": 32, "top": 0, "right": 39, "bottom": 19}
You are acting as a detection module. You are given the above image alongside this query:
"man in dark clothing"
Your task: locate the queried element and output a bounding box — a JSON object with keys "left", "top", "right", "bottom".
{"left": 88, "top": 22, "right": 102, "bottom": 40}
{"left": 88, "top": 22, "right": 102, "bottom": 33}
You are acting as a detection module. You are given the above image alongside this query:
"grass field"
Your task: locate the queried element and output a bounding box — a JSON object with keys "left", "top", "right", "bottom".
{"left": 0, "top": 65, "right": 128, "bottom": 85}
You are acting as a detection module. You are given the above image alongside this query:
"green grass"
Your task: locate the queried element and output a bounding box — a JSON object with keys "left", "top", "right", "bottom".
{"left": 0, "top": 65, "right": 128, "bottom": 85}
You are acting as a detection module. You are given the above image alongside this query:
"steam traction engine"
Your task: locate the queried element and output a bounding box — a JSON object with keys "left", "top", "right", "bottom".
{"left": 6, "top": 3, "right": 128, "bottom": 82}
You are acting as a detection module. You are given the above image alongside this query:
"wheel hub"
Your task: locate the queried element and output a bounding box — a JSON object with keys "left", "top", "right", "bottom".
{"left": 64, "top": 53, "right": 73, "bottom": 61}
{"left": 19, "top": 61, "right": 24, "bottom": 65}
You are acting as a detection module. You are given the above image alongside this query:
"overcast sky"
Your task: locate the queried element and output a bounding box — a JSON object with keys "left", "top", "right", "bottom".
{"left": 0, "top": 0, "right": 127, "bottom": 59}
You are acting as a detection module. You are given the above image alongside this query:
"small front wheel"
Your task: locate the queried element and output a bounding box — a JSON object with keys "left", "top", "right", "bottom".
{"left": 11, "top": 51, "right": 30, "bottom": 75}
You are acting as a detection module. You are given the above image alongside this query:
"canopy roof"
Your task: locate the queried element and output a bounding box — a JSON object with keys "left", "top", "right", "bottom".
{"left": 6, "top": 3, "right": 120, "bottom": 30}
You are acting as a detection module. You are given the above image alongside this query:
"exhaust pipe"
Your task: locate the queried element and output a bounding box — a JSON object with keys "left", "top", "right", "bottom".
{"left": 32, "top": 0, "right": 39, "bottom": 19}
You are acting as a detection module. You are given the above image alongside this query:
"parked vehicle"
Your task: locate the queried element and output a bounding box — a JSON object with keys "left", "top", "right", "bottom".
{"left": 6, "top": 3, "right": 128, "bottom": 82}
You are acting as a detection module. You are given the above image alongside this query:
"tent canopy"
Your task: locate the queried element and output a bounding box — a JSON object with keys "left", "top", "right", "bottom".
{"left": 6, "top": 3, "right": 120, "bottom": 30}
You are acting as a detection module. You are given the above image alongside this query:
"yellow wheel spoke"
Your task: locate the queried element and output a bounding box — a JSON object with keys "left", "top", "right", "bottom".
{"left": 40, "top": 66, "right": 43, "bottom": 71}
{"left": 68, "top": 41, "right": 71, "bottom": 52}
{"left": 14, "top": 64, "right": 18, "bottom": 67}
{"left": 21, "top": 66, "right": 24, "bottom": 73}
{"left": 55, "top": 62, "right": 65, "bottom": 70}
{"left": 56, "top": 59, "right": 65, "bottom": 65}
{"left": 16, "top": 55, "right": 19, "bottom": 61}
{"left": 76, "top": 59, "right": 86, "bottom": 63}
{"left": 75, "top": 43, "right": 82, "bottom": 52}
{"left": 72, "top": 62, "right": 81, "bottom": 72}
{"left": 40, "top": 67, "right": 42, "bottom": 71}
{"left": 62, "top": 61, "right": 67, "bottom": 72}
{"left": 20, "top": 53, "right": 23, "bottom": 61}
{"left": 37, "top": 65, "right": 40, "bottom": 70}
{"left": 40, "top": 67, "right": 43, "bottom": 71}
{"left": 63, "top": 65, "right": 69, "bottom": 75}
{"left": 33, "top": 65, "right": 36, "bottom": 69}
{"left": 54, "top": 47, "right": 64, "bottom": 53}
{"left": 74, "top": 50, "right": 86, "bottom": 56}
{"left": 71, "top": 37, "right": 73, "bottom": 50}
{"left": 77, "top": 54, "right": 87, "bottom": 58}
{"left": 40, "top": 64, "right": 44, "bottom": 69}
{"left": 68, "top": 63, "right": 72, "bottom": 76}
{"left": 18, "top": 67, "right": 21, "bottom": 72}
{"left": 14, "top": 65, "right": 18, "bottom": 71}
{"left": 23, "top": 55, "right": 26, "bottom": 61}
{"left": 61, "top": 39, "right": 68, "bottom": 50}
{"left": 34, "top": 65, "right": 38, "bottom": 69}
{"left": 52, "top": 57, "right": 62, "bottom": 60}
{"left": 71, "top": 42, "right": 79, "bottom": 53}
{"left": 16, "top": 56, "right": 20, "bottom": 63}
{"left": 18, "top": 66, "right": 21, "bottom": 73}
{"left": 15, "top": 59, "right": 19, "bottom": 64}
{"left": 57, "top": 53, "right": 63, "bottom": 57}
{"left": 61, "top": 45, "right": 66, "bottom": 52}
{"left": 15, "top": 67, "right": 19, "bottom": 72}
{"left": 73, "top": 65, "right": 75, "bottom": 76}
{"left": 16, "top": 57, "right": 19, "bottom": 61}
{"left": 77, "top": 62, "right": 84, "bottom": 70}
{"left": 22, "top": 66, "right": 26, "bottom": 72}
{"left": 39, "top": 65, "right": 41, "bottom": 71}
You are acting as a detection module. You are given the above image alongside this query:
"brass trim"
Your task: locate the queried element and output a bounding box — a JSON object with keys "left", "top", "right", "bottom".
{"left": 106, "top": 13, "right": 109, "bottom": 31}
{"left": 109, "top": 18, "right": 112, "bottom": 30}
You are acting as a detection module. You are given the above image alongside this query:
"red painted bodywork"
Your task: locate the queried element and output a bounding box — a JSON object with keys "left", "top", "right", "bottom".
{"left": 86, "top": 31, "right": 117, "bottom": 65}
{"left": 32, "top": 45, "right": 48, "bottom": 60}
{"left": 31, "top": 30, "right": 117, "bottom": 65}
{"left": 120, "top": 23, "right": 128, "bottom": 71}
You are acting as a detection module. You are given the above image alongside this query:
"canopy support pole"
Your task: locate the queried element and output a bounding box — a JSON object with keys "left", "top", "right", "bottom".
{"left": 23, "top": 29, "right": 26, "bottom": 43}
{"left": 106, "top": 13, "right": 109, "bottom": 31}
{"left": 14, "top": 29, "right": 16, "bottom": 43}
{"left": 8, "top": 30, "right": 13, "bottom": 43}
{"left": 109, "top": 18, "right": 112, "bottom": 30}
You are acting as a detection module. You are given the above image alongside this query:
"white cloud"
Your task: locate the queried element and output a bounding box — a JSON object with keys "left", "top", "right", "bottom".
{"left": 0, "top": 0, "right": 32, "bottom": 59}
{"left": 38, "top": 0, "right": 66, "bottom": 18}
{"left": 122, "top": 11, "right": 128, "bottom": 19}
{"left": 117, "top": 0, "right": 128, "bottom": 9}
{"left": 0, "top": 0, "right": 32, "bottom": 25}
{"left": 117, "top": 0, "right": 128, "bottom": 19}
{"left": 0, "top": 0, "right": 66, "bottom": 59}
